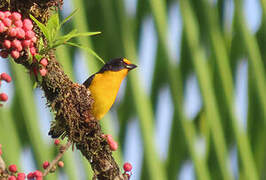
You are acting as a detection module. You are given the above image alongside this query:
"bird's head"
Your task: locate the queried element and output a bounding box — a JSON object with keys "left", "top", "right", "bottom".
{"left": 98, "top": 58, "right": 137, "bottom": 73}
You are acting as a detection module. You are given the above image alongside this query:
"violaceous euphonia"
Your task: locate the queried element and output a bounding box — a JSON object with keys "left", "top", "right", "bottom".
{"left": 83, "top": 58, "right": 137, "bottom": 120}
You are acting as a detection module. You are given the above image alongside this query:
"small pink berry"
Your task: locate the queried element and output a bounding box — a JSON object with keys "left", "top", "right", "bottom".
{"left": 42, "top": 161, "right": 50, "bottom": 169}
{"left": 109, "top": 140, "right": 118, "bottom": 151}
{"left": 25, "top": 30, "right": 35, "bottom": 39}
{"left": 39, "top": 68, "right": 47, "bottom": 77}
{"left": 58, "top": 161, "right": 64, "bottom": 168}
{"left": 12, "top": 39, "right": 22, "bottom": 51}
{"left": 14, "top": 20, "right": 23, "bottom": 28}
{"left": 4, "top": 11, "right": 11, "bottom": 18}
{"left": 23, "top": 19, "right": 33, "bottom": 31}
{"left": 40, "top": 58, "right": 48, "bottom": 67}
{"left": 54, "top": 139, "right": 60, "bottom": 145}
{"left": 11, "top": 12, "right": 21, "bottom": 21}
{"left": 0, "top": 50, "right": 8, "bottom": 58}
{"left": 8, "top": 164, "right": 17, "bottom": 173}
{"left": 0, "top": 93, "right": 8, "bottom": 102}
{"left": 3, "top": 40, "right": 11, "bottom": 49}
{"left": 16, "top": 28, "right": 25, "bottom": 39}
{"left": 3, "top": 17, "right": 12, "bottom": 27}
{"left": 31, "top": 36, "right": 37, "bottom": 43}
{"left": 16, "top": 176, "right": 25, "bottom": 180}
{"left": 123, "top": 162, "right": 132, "bottom": 172}
{"left": 27, "top": 172, "right": 34, "bottom": 179}
{"left": 11, "top": 50, "right": 20, "bottom": 59}
{"left": 0, "top": 12, "right": 5, "bottom": 19}
{"left": 22, "top": 40, "right": 31, "bottom": 48}
{"left": 1, "top": 73, "right": 12, "bottom": 83}
{"left": 8, "top": 176, "right": 16, "bottom": 180}
{"left": 8, "top": 27, "right": 17, "bottom": 37}
{"left": 30, "top": 47, "right": 36, "bottom": 56}
{"left": 0, "top": 21, "right": 6, "bottom": 33}
{"left": 36, "top": 177, "right": 43, "bottom": 180}
{"left": 0, "top": 148, "right": 2, "bottom": 156}
{"left": 17, "top": 173, "right": 26, "bottom": 180}
{"left": 33, "top": 170, "right": 42, "bottom": 177}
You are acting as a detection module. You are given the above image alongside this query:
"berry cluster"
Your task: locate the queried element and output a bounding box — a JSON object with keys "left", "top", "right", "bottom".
{"left": 0, "top": 72, "right": 11, "bottom": 106}
{"left": 0, "top": 11, "right": 49, "bottom": 78}
{"left": 0, "top": 140, "right": 66, "bottom": 180}
{"left": 0, "top": 11, "right": 36, "bottom": 60}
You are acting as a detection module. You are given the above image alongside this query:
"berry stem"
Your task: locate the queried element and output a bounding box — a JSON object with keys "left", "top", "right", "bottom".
{"left": 43, "top": 141, "right": 72, "bottom": 176}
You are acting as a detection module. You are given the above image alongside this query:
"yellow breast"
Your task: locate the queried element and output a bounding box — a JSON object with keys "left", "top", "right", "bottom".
{"left": 89, "top": 69, "right": 128, "bottom": 120}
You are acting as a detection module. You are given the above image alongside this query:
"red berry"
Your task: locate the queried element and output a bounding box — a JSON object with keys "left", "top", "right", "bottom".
{"left": 17, "top": 173, "right": 26, "bottom": 180}
{"left": 31, "top": 36, "right": 37, "bottom": 43}
{"left": 0, "top": 149, "right": 2, "bottom": 156}
{"left": 11, "top": 50, "right": 20, "bottom": 59}
{"left": 16, "top": 28, "right": 25, "bottom": 39}
{"left": 39, "top": 68, "right": 47, "bottom": 76}
{"left": 33, "top": 170, "right": 42, "bottom": 177}
{"left": 22, "top": 40, "right": 31, "bottom": 48}
{"left": 23, "top": 19, "right": 33, "bottom": 31}
{"left": 11, "top": 40, "right": 22, "bottom": 52}
{"left": 4, "top": 11, "right": 11, "bottom": 18}
{"left": 0, "top": 50, "right": 8, "bottom": 58}
{"left": 54, "top": 139, "right": 60, "bottom": 145}
{"left": 11, "top": 12, "right": 21, "bottom": 21}
{"left": 3, "top": 40, "right": 11, "bottom": 49}
{"left": 123, "top": 162, "right": 132, "bottom": 172}
{"left": 16, "top": 176, "right": 25, "bottom": 180}
{"left": 42, "top": 161, "right": 50, "bottom": 169}
{"left": 27, "top": 172, "right": 34, "bottom": 179}
{"left": 1, "top": 73, "right": 12, "bottom": 83}
{"left": 58, "top": 161, "right": 64, "bottom": 168}
{"left": 14, "top": 20, "right": 23, "bottom": 28}
{"left": 0, "top": 12, "right": 5, "bottom": 20}
{"left": 8, "top": 27, "right": 17, "bottom": 37}
{"left": 8, "top": 176, "right": 16, "bottom": 180}
{"left": 8, "top": 164, "right": 17, "bottom": 173}
{"left": 25, "top": 30, "right": 35, "bottom": 39}
{"left": 12, "top": 39, "right": 21, "bottom": 49}
{"left": 3, "top": 17, "right": 12, "bottom": 27}
{"left": 0, "top": 21, "right": 6, "bottom": 33}
{"left": 108, "top": 139, "right": 118, "bottom": 151}
{"left": 17, "top": 172, "right": 26, "bottom": 178}
{"left": 0, "top": 93, "right": 8, "bottom": 102}
{"left": 30, "top": 47, "right": 36, "bottom": 56}
{"left": 40, "top": 58, "right": 48, "bottom": 67}
{"left": 0, "top": 50, "right": 8, "bottom": 57}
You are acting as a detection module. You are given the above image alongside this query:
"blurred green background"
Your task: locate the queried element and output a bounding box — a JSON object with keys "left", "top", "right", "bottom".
{"left": 0, "top": 0, "right": 266, "bottom": 179}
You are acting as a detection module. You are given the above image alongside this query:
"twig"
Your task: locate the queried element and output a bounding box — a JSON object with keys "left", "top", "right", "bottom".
{"left": 43, "top": 141, "right": 72, "bottom": 176}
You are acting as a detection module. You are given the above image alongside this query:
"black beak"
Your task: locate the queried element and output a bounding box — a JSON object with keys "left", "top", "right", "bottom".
{"left": 126, "top": 64, "right": 137, "bottom": 70}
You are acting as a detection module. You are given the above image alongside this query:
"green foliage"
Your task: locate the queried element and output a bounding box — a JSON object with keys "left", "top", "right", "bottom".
{"left": 30, "top": 12, "right": 102, "bottom": 63}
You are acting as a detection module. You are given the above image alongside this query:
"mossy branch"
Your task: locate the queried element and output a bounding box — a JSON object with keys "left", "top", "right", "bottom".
{"left": 1, "top": 0, "right": 126, "bottom": 179}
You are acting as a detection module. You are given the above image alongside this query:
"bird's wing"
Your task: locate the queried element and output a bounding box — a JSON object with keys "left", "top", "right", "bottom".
{"left": 83, "top": 74, "right": 95, "bottom": 88}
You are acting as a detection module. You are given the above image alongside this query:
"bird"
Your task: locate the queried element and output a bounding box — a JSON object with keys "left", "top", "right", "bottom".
{"left": 83, "top": 57, "right": 137, "bottom": 120}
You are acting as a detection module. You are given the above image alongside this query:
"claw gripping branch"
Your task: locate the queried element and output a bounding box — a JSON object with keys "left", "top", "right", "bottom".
{"left": 0, "top": 0, "right": 127, "bottom": 179}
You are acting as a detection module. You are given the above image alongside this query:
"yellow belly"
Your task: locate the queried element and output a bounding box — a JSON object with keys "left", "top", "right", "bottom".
{"left": 89, "top": 69, "right": 128, "bottom": 120}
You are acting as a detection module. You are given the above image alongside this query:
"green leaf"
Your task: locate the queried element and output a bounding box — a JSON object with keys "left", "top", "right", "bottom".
{"left": 30, "top": 15, "right": 50, "bottom": 44}
{"left": 46, "top": 13, "right": 60, "bottom": 43}
{"left": 35, "top": 54, "right": 43, "bottom": 62}
{"left": 54, "top": 31, "right": 100, "bottom": 48}
{"left": 60, "top": 9, "right": 79, "bottom": 28}
{"left": 38, "top": 37, "right": 44, "bottom": 53}
{"left": 65, "top": 42, "right": 105, "bottom": 64}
